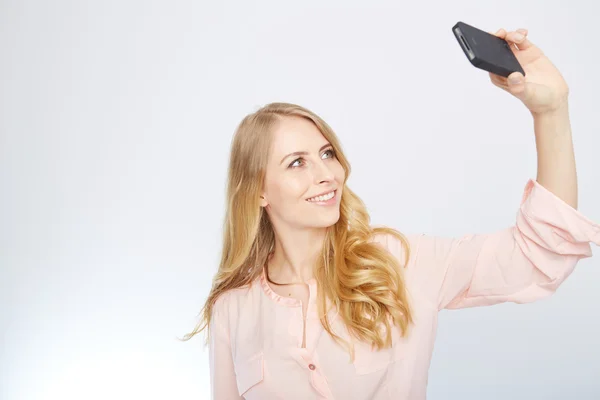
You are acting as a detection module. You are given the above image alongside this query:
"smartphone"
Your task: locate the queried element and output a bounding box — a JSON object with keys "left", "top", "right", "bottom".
{"left": 452, "top": 21, "right": 525, "bottom": 78}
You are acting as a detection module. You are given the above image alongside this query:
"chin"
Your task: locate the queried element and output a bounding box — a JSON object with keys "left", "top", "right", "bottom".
{"left": 311, "top": 210, "right": 341, "bottom": 229}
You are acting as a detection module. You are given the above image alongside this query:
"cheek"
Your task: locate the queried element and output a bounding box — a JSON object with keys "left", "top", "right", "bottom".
{"left": 333, "top": 161, "right": 346, "bottom": 183}
{"left": 266, "top": 174, "right": 310, "bottom": 204}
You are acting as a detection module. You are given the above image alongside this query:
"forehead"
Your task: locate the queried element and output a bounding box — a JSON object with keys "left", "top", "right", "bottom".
{"left": 270, "top": 116, "right": 328, "bottom": 155}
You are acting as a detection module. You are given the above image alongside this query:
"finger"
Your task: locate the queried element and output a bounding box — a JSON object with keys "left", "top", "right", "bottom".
{"left": 506, "top": 29, "right": 533, "bottom": 50}
{"left": 491, "top": 28, "right": 528, "bottom": 38}
{"left": 506, "top": 72, "right": 526, "bottom": 96}
{"left": 505, "top": 30, "right": 525, "bottom": 45}
{"left": 491, "top": 28, "right": 507, "bottom": 39}
{"left": 508, "top": 71, "right": 525, "bottom": 83}
{"left": 489, "top": 72, "right": 509, "bottom": 89}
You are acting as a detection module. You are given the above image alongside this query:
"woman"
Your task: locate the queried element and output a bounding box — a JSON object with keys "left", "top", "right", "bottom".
{"left": 184, "top": 28, "right": 600, "bottom": 399}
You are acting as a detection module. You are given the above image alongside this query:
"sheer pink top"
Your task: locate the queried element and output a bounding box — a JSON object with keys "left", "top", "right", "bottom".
{"left": 209, "top": 179, "right": 600, "bottom": 399}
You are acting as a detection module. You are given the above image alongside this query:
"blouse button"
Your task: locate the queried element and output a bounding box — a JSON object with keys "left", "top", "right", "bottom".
{"left": 308, "top": 363, "right": 316, "bottom": 370}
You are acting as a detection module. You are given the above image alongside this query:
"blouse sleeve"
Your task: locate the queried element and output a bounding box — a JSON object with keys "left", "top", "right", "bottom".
{"left": 209, "top": 295, "right": 242, "bottom": 400}
{"left": 402, "top": 179, "right": 600, "bottom": 310}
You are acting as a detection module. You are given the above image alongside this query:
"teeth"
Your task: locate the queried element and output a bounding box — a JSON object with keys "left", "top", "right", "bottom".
{"left": 307, "top": 191, "right": 335, "bottom": 202}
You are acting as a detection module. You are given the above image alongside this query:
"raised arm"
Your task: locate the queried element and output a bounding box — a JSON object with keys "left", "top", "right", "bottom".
{"left": 381, "top": 178, "right": 600, "bottom": 310}
{"left": 489, "top": 28, "right": 577, "bottom": 209}
{"left": 400, "top": 28, "right": 600, "bottom": 310}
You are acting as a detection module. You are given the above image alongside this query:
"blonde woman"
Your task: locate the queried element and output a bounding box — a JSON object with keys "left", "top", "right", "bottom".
{"left": 184, "top": 28, "right": 600, "bottom": 399}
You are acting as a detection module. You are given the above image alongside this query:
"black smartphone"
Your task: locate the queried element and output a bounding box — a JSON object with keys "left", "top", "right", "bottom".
{"left": 452, "top": 21, "right": 525, "bottom": 78}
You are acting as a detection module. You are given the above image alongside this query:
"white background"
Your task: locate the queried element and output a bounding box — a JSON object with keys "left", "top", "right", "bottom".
{"left": 2, "top": 0, "right": 599, "bottom": 399}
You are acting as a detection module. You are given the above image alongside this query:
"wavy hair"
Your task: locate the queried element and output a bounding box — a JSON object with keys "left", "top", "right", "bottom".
{"left": 182, "top": 102, "right": 413, "bottom": 352}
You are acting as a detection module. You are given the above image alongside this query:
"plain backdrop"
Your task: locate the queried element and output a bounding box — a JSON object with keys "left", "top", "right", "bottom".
{"left": 1, "top": 0, "right": 599, "bottom": 399}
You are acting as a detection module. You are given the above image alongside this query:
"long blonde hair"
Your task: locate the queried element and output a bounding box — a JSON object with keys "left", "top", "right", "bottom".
{"left": 182, "top": 102, "right": 412, "bottom": 350}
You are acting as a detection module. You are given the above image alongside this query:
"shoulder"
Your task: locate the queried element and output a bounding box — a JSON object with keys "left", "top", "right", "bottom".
{"left": 210, "top": 278, "right": 264, "bottom": 354}
{"left": 211, "top": 279, "right": 262, "bottom": 327}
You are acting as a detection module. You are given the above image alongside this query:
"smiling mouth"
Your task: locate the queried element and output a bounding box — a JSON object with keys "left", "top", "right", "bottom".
{"left": 306, "top": 190, "right": 336, "bottom": 202}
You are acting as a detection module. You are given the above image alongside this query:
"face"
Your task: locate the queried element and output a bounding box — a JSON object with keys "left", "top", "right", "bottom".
{"left": 260, "top": 116, "right": 346, "bottom": 231}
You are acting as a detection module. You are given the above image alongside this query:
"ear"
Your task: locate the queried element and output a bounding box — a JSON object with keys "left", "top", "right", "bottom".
{"left": 259, "top": 194, "right": 269, "bottom": 208}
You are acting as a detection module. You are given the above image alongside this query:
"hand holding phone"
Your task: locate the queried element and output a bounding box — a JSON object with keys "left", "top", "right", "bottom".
{"left": 452, "top": 21, "right": 525, "bottom": 78}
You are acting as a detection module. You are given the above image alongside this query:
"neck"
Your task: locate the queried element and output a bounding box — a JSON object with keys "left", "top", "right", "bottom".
{"left": 268, "top": 225, "right": 327, "bottom": 284}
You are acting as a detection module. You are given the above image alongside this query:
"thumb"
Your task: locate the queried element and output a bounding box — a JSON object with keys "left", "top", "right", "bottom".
{"left": 507, "top": 73, "right": 554, "bottom": 110}
{"left": 507, "top": 72, "right": 526, "bottom": 98}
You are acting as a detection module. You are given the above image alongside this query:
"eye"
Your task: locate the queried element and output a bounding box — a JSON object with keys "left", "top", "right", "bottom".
{"left": 288, "top": 158, "right": 305, "bottom": 168}
{"left": 322, "top": 149, "right": 335, "bottom": 159}
{"left": 288, "top": 149, "right": 335, "bottom": 169}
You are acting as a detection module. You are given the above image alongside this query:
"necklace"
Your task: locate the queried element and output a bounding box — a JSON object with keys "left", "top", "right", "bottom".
{"left": 264, "top": 258, "right": 305, "bottom": 296}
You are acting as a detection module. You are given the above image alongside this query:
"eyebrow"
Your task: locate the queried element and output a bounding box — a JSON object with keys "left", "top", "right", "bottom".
{"left": 280, "top": 144, "right": 332, "bottom": 165}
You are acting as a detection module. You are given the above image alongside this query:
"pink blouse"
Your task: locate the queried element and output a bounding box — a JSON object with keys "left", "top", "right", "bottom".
{"left": 209, "top": 179, "right": 600, "bottom": 399}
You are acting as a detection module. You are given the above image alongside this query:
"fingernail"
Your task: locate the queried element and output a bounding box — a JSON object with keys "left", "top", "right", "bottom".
{"left": 509, "top": 74, "right": 522, "bottom": 84}
{"left": 513, "top": 33, "right": 524, "bottom": 41}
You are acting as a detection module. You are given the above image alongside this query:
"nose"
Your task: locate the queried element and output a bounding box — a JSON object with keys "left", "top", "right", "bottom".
{"left": 313, "top": 158, "right": 335, "bottom": 183}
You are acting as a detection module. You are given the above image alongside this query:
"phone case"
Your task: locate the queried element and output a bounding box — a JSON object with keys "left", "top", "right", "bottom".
{"left": 452, "top": 21, "right": 525, "bottom": 78}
